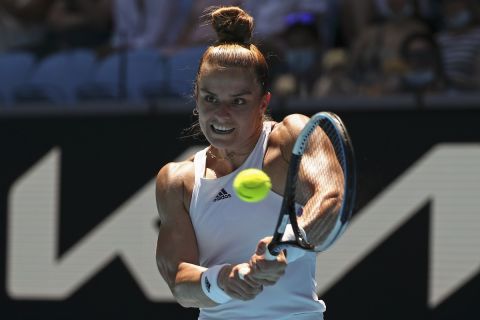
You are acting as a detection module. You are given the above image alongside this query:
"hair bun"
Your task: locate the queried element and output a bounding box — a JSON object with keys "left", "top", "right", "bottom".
{"left": 211, "top": 7, "right": 253, "bottom": 44}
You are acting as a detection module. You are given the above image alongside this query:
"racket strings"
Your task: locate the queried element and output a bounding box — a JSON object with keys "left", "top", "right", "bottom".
{"left": 294, "top": 123, "right": 345, "bottom": 217}
{"left": 280, "top": 112, "right": 354, "bottom": 252}
{"left": 319, "top": 118, "right": 346, "bottom": 169}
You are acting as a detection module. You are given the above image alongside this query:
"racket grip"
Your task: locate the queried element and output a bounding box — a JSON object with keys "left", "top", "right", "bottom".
{"left": 239, "top": 247, "right": 278, "bottom": 280}
{"left": 264, "top": 246, "right": 277, "bottom": 261}
{"left": 238, "top": 266, "right": 250, "bottom": 280}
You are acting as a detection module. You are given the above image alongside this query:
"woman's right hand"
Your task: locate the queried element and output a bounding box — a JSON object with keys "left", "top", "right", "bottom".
{"left": 247, "top": 237, "right": 287, "bottom": 286}
{"left": 217, "top": 264, "right": 264, "bottom": 301}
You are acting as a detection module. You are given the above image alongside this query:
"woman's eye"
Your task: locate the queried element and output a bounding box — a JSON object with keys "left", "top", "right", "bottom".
{"left": 233, "top": 98, "right": 246, "bottom": 105}
{"left": 205, "top": 95, "right": 217, "bottom": 103}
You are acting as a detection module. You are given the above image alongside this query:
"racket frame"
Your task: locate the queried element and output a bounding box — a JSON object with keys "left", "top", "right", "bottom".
{"left": 267, "top": 112, "right": 356, "bottom": 256}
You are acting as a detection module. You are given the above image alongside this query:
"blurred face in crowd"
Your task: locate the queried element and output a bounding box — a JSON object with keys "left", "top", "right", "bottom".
{"left": 404, "top": 38, "right": 437, "bottom": 88}
{"left": 195, "top": 64, "right": 269, "bottom": 152}
{"left": 443, "top": 0, "right": 472, "bottom": 30}
{"left": 387, "top": 0, "right": 410, "bottom": 13}
{"left": 379, "top": 0, "right": 413, "bottom": 19}
{"left": 444, "top": 0, "right": 469, "bottom": 16}
{"left": 375, "top": 0, "right": 414, "bottom": 22}
{"left": 406, "top": 40, "right": 435, "bottom": 71}
{"left": 284, "top": 24, "right": 321, "bottom": 75}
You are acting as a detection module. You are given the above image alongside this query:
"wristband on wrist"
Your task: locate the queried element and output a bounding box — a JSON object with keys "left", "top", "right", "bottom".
{"left": 281, "top": 224, "right": 307, "bottom": 263}
{"left": 200, "top": 264, "right": 232, "bottom": 304}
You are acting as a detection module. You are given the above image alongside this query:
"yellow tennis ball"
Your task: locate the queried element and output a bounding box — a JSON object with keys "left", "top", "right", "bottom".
{"left": 233, "top": 168, "right": 272, "bottom": 203}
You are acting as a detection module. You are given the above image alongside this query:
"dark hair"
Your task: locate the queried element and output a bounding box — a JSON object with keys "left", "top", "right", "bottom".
{"left": 400, "top": 32, "right": 443, "bottom": 74}
{"left": 184, "top": 7, "right": 271, "bottom": 141}
{"left": 194, "top": 6, "right": 269, "bottom": 95}
{"left": 283, "top": 12, "right": 321, "bottom": 42}
{"left": 400, "top": 33, "right": 438, "bottom": 58}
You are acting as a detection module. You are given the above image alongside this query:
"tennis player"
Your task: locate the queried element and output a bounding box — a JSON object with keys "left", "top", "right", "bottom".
{"left": 156, "top": 6, "right": 343, "bottom": 319}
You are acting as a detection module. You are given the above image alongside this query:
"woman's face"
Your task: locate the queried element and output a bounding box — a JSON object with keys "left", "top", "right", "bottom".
{"left": 196, "top": 64, "right": 269, "bottom": 152}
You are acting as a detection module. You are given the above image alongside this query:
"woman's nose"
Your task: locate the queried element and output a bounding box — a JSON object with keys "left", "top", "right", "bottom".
{"left": 215, "top": 102, "right": 231, "bottom": 117}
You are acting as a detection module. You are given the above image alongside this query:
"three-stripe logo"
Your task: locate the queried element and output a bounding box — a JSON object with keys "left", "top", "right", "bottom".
{"left": 213, "top": 188, "right": 232, "bottom": 202}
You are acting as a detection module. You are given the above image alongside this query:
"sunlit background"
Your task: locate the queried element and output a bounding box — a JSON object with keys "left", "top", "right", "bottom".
{"left": 1, "top": 0, "right": 479, "bottom": 319}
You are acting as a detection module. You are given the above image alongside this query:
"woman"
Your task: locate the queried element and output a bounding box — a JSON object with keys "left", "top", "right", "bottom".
{"left": 156, "top": 6, "right": 342, "bottom": 319}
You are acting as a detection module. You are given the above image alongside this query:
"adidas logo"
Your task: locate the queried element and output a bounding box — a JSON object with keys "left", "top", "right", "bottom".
{"left": 213, "top": 188, "right": 232, "bottom": 202}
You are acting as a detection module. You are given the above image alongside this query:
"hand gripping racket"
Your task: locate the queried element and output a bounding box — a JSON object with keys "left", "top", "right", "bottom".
{"left": 239, "top": 112, "right": 356, "bottom": 278}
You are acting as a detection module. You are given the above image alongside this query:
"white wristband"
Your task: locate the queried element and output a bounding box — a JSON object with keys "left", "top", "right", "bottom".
{"left": 201, "top": 264, "right": 232, "bottom": 304}
{"left": 282, "top": 224, "right": 307, "bottom": 263}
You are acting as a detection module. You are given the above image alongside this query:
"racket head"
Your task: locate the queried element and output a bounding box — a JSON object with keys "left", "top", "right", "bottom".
{"left": 269, "top": 112, "right": 356, "bottom": 255}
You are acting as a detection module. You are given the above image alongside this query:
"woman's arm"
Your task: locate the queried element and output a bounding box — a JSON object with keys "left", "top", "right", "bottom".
{"left": 278, "top": 114, "right": 344, "bottom": 246}
{"left": 155, "top": 162, "right": 262, "bottom": 308}
{"left": 155, "top": 162, "right": 213, "bottom": 307}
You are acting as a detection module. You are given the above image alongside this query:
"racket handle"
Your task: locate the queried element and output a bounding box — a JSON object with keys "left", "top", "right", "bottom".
{"left": 238, "top": 246, "right": 278, "bottom": 280}
{"left": 264, "top": 245, "right": 277, "bottom": 261}
{"left": 238, "top": 266, "right": 250, "bottom": 280}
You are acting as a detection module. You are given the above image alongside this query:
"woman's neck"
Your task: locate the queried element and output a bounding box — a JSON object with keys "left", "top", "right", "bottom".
{"left": 207, "top": 124, "right": 263, "bottom": 170}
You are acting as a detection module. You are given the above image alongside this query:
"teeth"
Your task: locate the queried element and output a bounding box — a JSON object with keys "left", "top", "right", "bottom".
{"left": 213, "top": 124, "right": 233, "bottom": 131}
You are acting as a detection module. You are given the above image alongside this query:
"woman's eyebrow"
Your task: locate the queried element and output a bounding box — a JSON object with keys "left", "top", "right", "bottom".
{"left": 199, "top": 88, "right": 216, "bottom": 95}
{"left": 199, "top": 88, "right": 253, "bottom": 97}
{"left": 231, "top": 91, "right": 252, "bottom": 97}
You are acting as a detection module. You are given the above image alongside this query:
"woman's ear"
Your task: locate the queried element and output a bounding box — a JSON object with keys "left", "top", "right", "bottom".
{"left": 260, "top": 92, "right": 271, "bottom": 113}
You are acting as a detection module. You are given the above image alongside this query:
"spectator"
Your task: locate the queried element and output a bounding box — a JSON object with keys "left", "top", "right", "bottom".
{"left": 400, "top": 32, "right": 445, "bottom": 94}
{"left": 340, "top": 0, "right": 376, "bottom": 46}
{"left": 436, "top": 0, "right": 480, "bottom": 91}
{"left": 0, "top": 0, "right": 54, "bottom": 53}
{"left": 340, "top": 0, "right": 435, "bottom": 47}
{"left": 313, "top": 48, "right": 357, "bottom": 97}
{"left": 243, "top": 0, "right": 329, "bottom": 42}
{"left": 271, "top": 12, "right": 324, "bottom": 98}
{"left": 350, "top": 0, "right": 430, "bottom": 94}
{"left": 111, "top": 0, "right": 190, "bottom": 51}
{"left": 243, "top": 0, "right": 334, "bottom": 54}
{"left": 45, "top": 0, "right": 112, "bottom": 53}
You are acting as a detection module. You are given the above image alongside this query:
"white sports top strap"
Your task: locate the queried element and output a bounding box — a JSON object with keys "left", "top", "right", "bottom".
{"left": 192, "top": 121, "right": 272, "bottom": 180}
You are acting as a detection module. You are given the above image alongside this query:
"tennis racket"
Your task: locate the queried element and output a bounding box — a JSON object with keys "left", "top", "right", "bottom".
{"left": 240, "top": 112, "right": 356, "bottom": 277}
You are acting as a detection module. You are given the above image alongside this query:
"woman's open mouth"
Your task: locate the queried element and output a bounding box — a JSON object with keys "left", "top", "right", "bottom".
{"left": 211, "top": 124, "right": 235, "bottom": 134}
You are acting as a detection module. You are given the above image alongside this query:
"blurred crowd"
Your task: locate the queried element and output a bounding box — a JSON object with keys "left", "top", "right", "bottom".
{"left": 1, "top": 0, "right": 480, "bottom": 105}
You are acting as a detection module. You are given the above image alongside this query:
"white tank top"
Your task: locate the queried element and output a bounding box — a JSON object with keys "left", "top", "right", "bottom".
{"left": 190, "top": 122, "right": 326, "bottom": 320}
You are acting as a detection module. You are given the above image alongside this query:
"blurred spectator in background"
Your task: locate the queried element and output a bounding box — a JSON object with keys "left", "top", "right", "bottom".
{"left": 111, "top": 0, "right": 242, "bottom": 53}
{"left": 351, "top": 0, "right": 430, "bottom": 95}
{"left": 312, "top": 48, "right": 357, "bottom": 97}
{"left": 248, "top": 0, "right": 340, "bottom": 49}
{"left": 111, "top": 0, "right": 191, "bottom": 51}
{"left": 0, "top": 0, "right": 54, "bottom": 53}
{"left": 271, "top": 12, "right": 324, "bottom": 99}
{"left": 340, "top": 0, "right": 434, "bottom": 46}
{"left": 399, "top": 32, "right": 445, "bottom": 94}
{"left": 436, "top": 0, "right": 480, "bottom": 92}
{"left": 244, "top": 0, "right": 333, "bottom": 51}
{"left": 340, "top": 0, "right": 376, "bottom": 46}
{"left": 244, "top": 0, "right": 334, "bottom": 99}
{"left": 45, "top": 0, "right": 112, "bottom": 54}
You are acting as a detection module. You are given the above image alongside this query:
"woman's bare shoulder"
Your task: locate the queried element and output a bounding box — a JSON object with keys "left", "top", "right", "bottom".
{"left": 156, "top": 160, "right": 195, "bottom": 220}
{"left": 269, "top": 114, "right": 310, "bottom": 148}
{"left": 157, "top": 160, "right": 194, "bottom": 185}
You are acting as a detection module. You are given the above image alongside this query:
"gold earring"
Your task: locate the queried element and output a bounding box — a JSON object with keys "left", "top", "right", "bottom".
{"left": 193, "top": 107, "right": 198, "bottom": 116}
